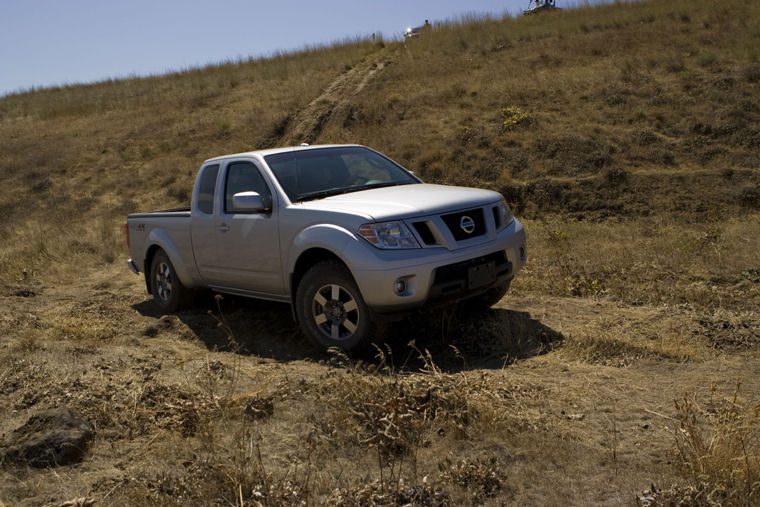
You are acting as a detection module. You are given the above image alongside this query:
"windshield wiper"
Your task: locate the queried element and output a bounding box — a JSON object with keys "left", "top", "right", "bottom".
{"left": 349, "top": 181, "right": 410, "bottom": 192}
{"left": 294, "top": 181, "right": 412, "bottom": 202}
{"left": 294, "top": 188, "right": 343, "bottom": 202}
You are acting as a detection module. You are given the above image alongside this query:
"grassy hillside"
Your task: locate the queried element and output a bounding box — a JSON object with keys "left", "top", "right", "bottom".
{"left": 1, "top": 0, "right": 759, "bottom": 505}
{"left": 0, "top": 0, "right": 758, "bottom": 305}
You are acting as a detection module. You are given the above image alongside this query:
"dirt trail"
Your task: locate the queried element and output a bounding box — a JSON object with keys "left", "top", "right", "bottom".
{"left": 279, "top": 48, "right": 392, "bottom": 145}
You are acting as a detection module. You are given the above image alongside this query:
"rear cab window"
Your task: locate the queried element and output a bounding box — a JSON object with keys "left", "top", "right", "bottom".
{"left": 196, "top": 164, "right": 220, "bottom": 215}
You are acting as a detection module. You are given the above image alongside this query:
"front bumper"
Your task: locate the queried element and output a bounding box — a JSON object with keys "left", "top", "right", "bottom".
{"left": 350, "top": 218, "right": 526, "bottom": 312}
{"left": 127, "top": 258, "right": 139, "bottom": 274}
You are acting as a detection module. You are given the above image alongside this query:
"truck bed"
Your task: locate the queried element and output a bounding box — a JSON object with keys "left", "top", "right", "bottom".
{"left": 126, "top": 208, "right": 193, "bottom": 276}
{"left": 127, "top": 207, "right": 191, "bottom": 219}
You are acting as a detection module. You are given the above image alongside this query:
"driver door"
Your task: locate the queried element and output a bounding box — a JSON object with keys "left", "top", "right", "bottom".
{"left": 210, "top": 160, "right": 284, "bottom": 294}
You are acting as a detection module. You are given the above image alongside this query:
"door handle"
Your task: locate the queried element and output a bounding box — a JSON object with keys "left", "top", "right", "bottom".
{"left": 218, "top": 223, "right": 230, "bottom": 233}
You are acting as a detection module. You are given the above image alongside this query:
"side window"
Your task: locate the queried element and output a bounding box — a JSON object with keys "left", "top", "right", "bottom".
{"left": 224, "top": 162, "right": 272, "bottom": 213}
{"left": 196, "top": 164, "right": 219, "bottom": 215}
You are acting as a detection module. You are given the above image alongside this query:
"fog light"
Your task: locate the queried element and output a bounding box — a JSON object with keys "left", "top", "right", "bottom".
{"left": 519, "top": 246, "right": 526, "bottom": 260}
{"left": 393, "top": 279, "right": 407, "bottom": 295}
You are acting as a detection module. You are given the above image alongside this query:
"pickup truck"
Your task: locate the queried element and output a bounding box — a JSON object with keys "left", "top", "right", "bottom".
{"left": 126, "top": 144, "right": 526, "bottom": 352}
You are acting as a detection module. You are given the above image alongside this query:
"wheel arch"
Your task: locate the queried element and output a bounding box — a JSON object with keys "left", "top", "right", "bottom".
{"left": 143, "top": 244, "right": 163, "bottom": 295}
{"left": 287, "top": 223, "right": 358, "bottom": 305}
{"left": 290, "top": 248, "right": 348, "bottom": 311}
{"left": 142, "top": 228, "right": 197, "bottom": 294}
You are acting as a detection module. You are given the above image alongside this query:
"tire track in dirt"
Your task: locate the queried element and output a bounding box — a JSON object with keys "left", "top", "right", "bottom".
{"left": 279, "top": 47, "right": 394, "bottom": 146}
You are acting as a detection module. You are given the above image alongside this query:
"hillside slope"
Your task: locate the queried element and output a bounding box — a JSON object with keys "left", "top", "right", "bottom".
{"left": 0, "top": 0, "right": 759, "bottom": 284}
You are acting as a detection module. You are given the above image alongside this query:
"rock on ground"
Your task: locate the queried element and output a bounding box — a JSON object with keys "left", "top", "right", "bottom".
{"left": 1, "top": 407, "right": 95, "bottom": 467}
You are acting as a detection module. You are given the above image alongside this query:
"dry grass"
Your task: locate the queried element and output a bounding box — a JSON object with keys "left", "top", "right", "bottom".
{"left": 673, "top": 385, "right": 760, "bottom": 502}
{"left": 0, "top": 269, "right": 756, "bottom": 504}
{"left": 1, "top": 0, "right": 760, "bottom": 505}
{"left": 515, "top": 215, "right": 760, "bottom": 312}
{"left": 642, "top": 384, "right": 760, "bottom": 505}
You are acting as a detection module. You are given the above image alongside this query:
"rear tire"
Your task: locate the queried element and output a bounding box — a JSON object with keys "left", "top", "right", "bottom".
{"left": 295, "top": 261, "right": 383, "bottom": 353}
{"left": 149, "top": 250, "right": 193, "bottom": 313}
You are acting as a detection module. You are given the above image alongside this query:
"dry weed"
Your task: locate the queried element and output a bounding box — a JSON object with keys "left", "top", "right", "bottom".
{"left": 668, "top": 384, "right": 760, "bottom": 504}
{"left": 325, "top": 479, "right": 450, "bottom": 506}
{"left": 439, "top": 456, "right": 509, "bottom": 502}
{"left": 311, "top": 347, "right": 473, "bottom": 465}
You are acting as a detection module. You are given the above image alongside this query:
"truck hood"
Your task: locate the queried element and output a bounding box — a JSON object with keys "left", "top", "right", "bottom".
{"left": 295, "top": 183, "right": 501, "bottom": 221}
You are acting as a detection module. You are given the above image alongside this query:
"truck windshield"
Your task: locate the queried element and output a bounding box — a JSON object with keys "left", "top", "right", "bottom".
{"left": 264, "top": 146, "right": 420, "bottom": 202}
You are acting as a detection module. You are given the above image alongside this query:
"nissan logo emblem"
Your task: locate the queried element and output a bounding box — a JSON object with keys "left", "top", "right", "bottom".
{"left": 460, "top": 215, "right": 475, "bottom": 234}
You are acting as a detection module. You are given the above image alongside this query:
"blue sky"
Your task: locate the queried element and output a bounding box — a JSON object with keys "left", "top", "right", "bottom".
{"left": 0, "top": 0, "right": 597, "bottom": 96}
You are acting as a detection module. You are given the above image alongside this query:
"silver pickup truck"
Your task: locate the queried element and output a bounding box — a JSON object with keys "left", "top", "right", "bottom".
{"left": 126, "top": 144, "right": 526, "bottom": 352}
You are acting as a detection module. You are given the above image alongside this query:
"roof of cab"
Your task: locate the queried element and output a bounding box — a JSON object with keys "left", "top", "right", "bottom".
{"left": 202, "top": 144, "right": 364, "bottom": 164}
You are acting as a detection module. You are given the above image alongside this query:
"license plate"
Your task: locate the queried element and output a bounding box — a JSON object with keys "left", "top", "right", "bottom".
{"left": 467, "top": 261, "right": 496, "bottom": 289}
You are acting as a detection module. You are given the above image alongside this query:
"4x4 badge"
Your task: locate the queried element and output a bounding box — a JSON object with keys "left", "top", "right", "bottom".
{"left": 460, "top": 215, "right": 475, "bottom": 234}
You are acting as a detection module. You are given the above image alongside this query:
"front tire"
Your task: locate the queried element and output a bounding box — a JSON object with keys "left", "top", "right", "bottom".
{"left": 149, "top": 250, "right": 193, "bottom": 313}
{"left": 295, "top": 261, "right": 382, "bottom": 353}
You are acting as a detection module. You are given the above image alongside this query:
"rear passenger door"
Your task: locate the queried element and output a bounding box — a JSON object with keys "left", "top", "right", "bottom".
{"left": 211, "top": 160, "right": 284, "bottom": 294}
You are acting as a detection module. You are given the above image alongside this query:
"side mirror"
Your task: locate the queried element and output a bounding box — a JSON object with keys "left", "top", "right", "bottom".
{"left": 232, "top": 191, "right": 267, "bottom": 211}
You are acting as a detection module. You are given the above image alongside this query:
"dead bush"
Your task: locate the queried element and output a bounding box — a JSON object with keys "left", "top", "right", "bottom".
{"left": 439, "top": 457, "right": 508, "bottom": 502}
{"left": 671, "top": 384, "right": 760, "bottom": 504}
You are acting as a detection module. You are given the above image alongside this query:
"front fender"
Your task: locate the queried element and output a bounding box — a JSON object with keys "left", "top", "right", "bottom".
{"left": 287, "top": 223, "right": 358, "bottom": 275}
{"left": 146, "top": 229, "right": 198, "bottom": 288}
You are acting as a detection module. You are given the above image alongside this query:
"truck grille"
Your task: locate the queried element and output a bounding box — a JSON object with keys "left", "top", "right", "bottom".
{"left": 412, "top": 221, "right": 437, "bottom": 246}
{"left": 492, "top": 205, "right": 501, "bottom": 229}
{"left": 441, "top": 208, "right": 486, "bottom": 241}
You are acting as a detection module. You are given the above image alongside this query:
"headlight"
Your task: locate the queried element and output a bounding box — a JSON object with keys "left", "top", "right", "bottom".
{"left": 358, "top": 221, "right": 420, "bottom": 249}
{"left": 499, "top": 198, "right": 514, "bottom": 229}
